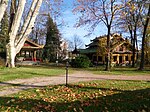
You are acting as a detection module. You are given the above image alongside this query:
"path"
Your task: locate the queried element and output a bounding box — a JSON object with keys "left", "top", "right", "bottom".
{"left": 0, "top": 71, "right": 150, "bottom": 96}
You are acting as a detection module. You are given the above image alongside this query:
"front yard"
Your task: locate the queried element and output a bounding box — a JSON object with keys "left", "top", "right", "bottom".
{"left": 0, "top": 66, "right": 66, "bottom": 82}
{"left": 0, "top": 80, "right": 150, "bottom": 112}
{"left": 0, "top": 65, "right": 150, "bottom": 111}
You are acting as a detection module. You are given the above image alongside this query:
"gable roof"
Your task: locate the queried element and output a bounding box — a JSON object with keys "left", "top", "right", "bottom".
{"left": 22, "top": 39, "right": 44, "bottom": 50}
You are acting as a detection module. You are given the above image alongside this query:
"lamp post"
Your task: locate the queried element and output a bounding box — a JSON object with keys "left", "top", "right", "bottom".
{"left": 65, "top": 61, "right": 69, "bottom": 86}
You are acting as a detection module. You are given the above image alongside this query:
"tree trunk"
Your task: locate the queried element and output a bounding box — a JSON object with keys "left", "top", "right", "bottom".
{"left": 6, "top": 41, "right": 16, "bottom": 67}
{"left": 6, "top": 0, "right": 26, "bottom": 67}
{"left": 5, "top": 0, "right": 43, "bottom": 67}
{"left": 0, "top": 0, "right": 8, "bottom": 22}
{"left": 132, "top": 28, "right": 137, "bottom": 67}
{"left": 139, "top": 4, "right": 150, "bottom": 70}
{"left": 135, "top": 37, "right": 138, "bottom": 63}
{"left": 105, "top": 25, "right": 111, "bottom": 71}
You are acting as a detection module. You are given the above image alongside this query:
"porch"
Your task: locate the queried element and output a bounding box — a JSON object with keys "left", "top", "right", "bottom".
{"left": 16, "top": 39, "right": 44, "bottom": 65}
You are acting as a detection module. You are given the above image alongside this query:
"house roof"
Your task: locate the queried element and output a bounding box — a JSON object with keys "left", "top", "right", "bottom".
{"left": 81, "top": 33, "right": 133, "bottom": 54}
{"left": 21, "top": 39, "right": 44, "bottom": 50}
{"left": 79, "top": 48, "right": 97, "bottom": 54}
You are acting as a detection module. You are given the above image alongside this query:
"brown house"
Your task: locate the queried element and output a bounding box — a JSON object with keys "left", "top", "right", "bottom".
{"left": 17, "top": 39, "right": 44, "bottom": 62}
{"left": 80, "top": 33, "right": 137, "bottom": 66}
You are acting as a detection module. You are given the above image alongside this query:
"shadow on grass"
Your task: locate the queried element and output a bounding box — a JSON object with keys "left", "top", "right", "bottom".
{"left": 0, "top": 81, "right": 46, "bottom": 88}
{"left": 86, "top": 66, "right": 150, "bottom": 72}
{"left": 67, "top": 84, "right": 126, "bottom": 92}
{"left": 0, "top": 88, "right": 149, "bottom": 112}
{"left": 16, "top": 63, "right": 66, "bottom": 69}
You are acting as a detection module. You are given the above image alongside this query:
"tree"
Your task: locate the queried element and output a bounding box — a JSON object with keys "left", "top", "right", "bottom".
{"left": 139, "top": 3, "right": 150, "bottom": 70}
{"left": 0, "top": 10, "right": 9, "bottom": 52}
{"left": 0, "top": 0, "right": 42, "bottom": 67}
{"left": 119, "top": 0, "right": 144, "bottom": 67}
{"left": 0, "top": 0, "right": 8, "bottom": 22}
{"left": 145, "top": 32, "right": 150, "bottom": 65}
{"left": 0, "top": 0, "right": 64, "bottom": 67}
{"left": 68, "top": 34, "right": 84, "bottom": 51}
{"left": 73, "top": 0, "right": 121, "bottom": 70}
{"left": 2, "top": 0, "right": 43, "bottom": 67}
{"left": 43, "top": 14, "right": 61, "bottom": 62}
{"left": 71, "top": 55, "right": 91, "bottom": 68}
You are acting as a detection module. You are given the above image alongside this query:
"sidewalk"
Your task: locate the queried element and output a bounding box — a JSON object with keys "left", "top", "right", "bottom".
{"left": 0, "top": 71, "right": 150, "bottom": 96}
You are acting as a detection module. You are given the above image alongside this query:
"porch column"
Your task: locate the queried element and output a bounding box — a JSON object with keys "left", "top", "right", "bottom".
{"left": 117, "top": 55, "right": 119, "bottom": 63}
{"left": 31, "top": 51, "right": 33, "bottom": 61}
{"left": 33, "top": 50, "right": 36, "bottom": 61}
{"left": 129, "top": 54, "right": 132, "bottom": 64}
{"left": 29, "top": 51, "right": 31, "bottom": 57}
{"left": 24, "top": 51, "right": 26, "bottom": 58}
{"left": 97, "top": 55, "right": 98, "bottom": 62}
{"left": 123, "top": 55, "right": 125, "bottom": 63}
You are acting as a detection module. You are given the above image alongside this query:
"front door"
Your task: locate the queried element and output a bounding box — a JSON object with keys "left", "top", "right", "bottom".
{"left": 119, "top": 56, "right": 122, "bottom": 64}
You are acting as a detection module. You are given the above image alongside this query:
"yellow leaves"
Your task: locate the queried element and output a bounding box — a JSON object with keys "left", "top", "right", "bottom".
{"left": 6, "top": 98, "right": 15, "bottom": 104}
{"left": 131, "top": 4, "right": 136, "bottom": 10}
{"left": 82, "top": 101, "right": 91, "bottom": 106}
{"left": 11, "top": 98, "right": 15, "bottom": 102}
{"left": 43, "top": 98, "right": 49, "bottom": 102}
{"left": 1, "top": 80, "right": 149, "bottom": 112}
{"left": 73, "top": 107, "right": 78, "bottom": 112}
{"left": 63, "top": 87, "right": 72, "bottom": 92}
{"left": 78, "top": 83, "right": 85, "bottom": 88}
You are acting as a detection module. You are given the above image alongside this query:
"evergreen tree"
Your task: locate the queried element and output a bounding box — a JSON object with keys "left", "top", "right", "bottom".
{"left": 0, "top": 11, "right": 9, "bottom": 53}
{"left": 43, "top": 14, "right": 61, "bottom": 62}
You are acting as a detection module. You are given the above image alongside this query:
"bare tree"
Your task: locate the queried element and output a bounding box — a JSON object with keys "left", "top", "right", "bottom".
{"left": 73, "top": 0, "right": 121, "bottom": 70}
{"left": 3, "top": 0, "right": 43, "bottom": 67}
{"left": 118, "top": 0, "right": 145, "bottom": 67}
{"left": 68, "top": 34, "right": 84, "bottom": 51}
{"left": 0, "top": 0, "right": 64, "bottom": 67}
{"left": 139, "top": 3, "right": 150, "bottom": 70}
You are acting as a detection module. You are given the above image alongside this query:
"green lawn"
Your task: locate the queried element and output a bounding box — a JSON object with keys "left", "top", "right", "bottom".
{"left": 84, "top": 66, "right": 150, "bottom": 75}
{"left": 0, "top": 66, "right": 66, "bottom": 82}
{"left": 0, "top": 80, "right": 150, "bottom": 112}
{"left": 0, "top": 66, "right": 149, "bottom": 82}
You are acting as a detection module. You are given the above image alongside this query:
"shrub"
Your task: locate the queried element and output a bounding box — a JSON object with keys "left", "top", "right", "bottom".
{"left": 71, "top": 55, "right": 91, "bottom": 68}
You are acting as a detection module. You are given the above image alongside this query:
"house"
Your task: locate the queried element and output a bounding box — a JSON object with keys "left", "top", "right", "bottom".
{"left": 80, "top": 33, "right": 136, "bottom": 66}
{"left": 16, "top": 39, "right": 44, "bottom": 64}
{"left": 59, "top": 39, "right": 69, "bottom": 60}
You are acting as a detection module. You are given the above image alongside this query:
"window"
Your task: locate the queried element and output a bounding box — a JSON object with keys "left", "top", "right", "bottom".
{"left": 98, "top": 56, "right": 102, "bottom": 61}
{"left": 119, "top": 47, "right": 123, "bottom": 51}
{"left": 93, "top": 56, "right": 97, "bottom": 61}
{"left": 131, "top": 56, "right": 133, "bottom": 60}
{"left": 125, "top": 56, "right": 128, "bottom": 61}
{"left": 113, "top": 56, "right": 117, "bottom": 61}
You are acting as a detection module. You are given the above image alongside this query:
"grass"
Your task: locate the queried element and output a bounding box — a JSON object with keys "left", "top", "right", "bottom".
{"left": 0, "top": 65, "right": 149, "bottom": 82}
{"left": 0, "top": 66, "right": 66, "bottom": 82}
{"left": 0, "top": 80, "right": 149, "bottom": 112}
{"left": 83, "top": 66, "right": 150, "bottom": 75}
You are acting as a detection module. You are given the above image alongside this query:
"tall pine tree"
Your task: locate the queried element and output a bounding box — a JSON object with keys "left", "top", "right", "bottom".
{"left": 43, "top": 14, "right": 61, "bottom": 62}
{"left": 0, "top": 11, "right": 9, "bottom": 53}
